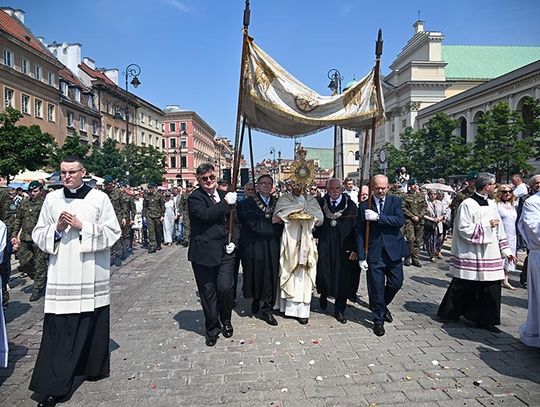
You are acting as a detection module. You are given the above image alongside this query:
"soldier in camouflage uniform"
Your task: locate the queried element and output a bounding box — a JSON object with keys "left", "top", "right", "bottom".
{"left": 121, "top": 187, "right": 136, "bottom": 257}
{"left": 402, "top": 179, "right": 428, "bottom": 267}
{"left": 143, "top": 182, "right": 165, "bottom": 253}
{"left": 11, "top": 181, "right": 48, "bottom": 301}
{"left": 449, "top": 171, "right": 477, "bottom": 224}
{"left": 388, "top": 176, "right": 405, "bottom": 198}
{"left": 103, "top": 176, "right": 126, "bottom": 266}
{"left": 177, "top": 182, "right": 193, "bottom": 247}
{"left": 0, "top": 187, "right": 12, "bottom": 308}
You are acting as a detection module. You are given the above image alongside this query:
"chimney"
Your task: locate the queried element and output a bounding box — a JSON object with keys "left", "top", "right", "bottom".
{"left": 1, "top": 7, "right": 25, "bottom": 23}
{"left": 413, "top": 20, "right": 425, "bottom": 34}
{"left": 102, "top": 69, "right": 119, "bottom": 85}
{"left": 82, "top": 57, "right": 96, "bottom": 70}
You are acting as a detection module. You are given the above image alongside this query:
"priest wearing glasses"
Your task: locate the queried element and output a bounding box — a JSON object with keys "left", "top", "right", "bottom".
{"left": 29, "top": 156, "right": 121, "bottom": 407}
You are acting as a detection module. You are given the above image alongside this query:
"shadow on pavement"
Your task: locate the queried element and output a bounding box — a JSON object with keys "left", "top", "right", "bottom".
{"left": 409, "top": 275, "right": 450, "bottom": 288}
{"left": 3, "top": 300, "right": 32, "bottom": 324}
{"left": 403, "top": 300, "right": 440, "bottom": 318}
{"left": 0, "top": 343, "right": 28, "bottom": 388}
{"left": 173, "top": 309, "right": 205, "bottom": 337}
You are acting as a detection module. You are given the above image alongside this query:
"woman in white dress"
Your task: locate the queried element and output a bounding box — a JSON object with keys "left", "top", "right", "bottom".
{"left": 496, "top": 184, "right": 517, "bottom": 290}
{"left": 162, "top": 193, "right": 176, "bottom": 245}
{"left": 132, "top": 191, "right": 144, "bottom": 244}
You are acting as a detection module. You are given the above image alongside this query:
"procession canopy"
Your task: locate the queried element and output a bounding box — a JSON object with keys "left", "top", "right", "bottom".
{"left": 241, "top": 37, "right": 385, "bottom": 138}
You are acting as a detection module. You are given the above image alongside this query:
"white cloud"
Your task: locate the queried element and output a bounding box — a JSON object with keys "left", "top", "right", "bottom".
{"left": 161, "top": 0, "right": 190, "bottom": 13}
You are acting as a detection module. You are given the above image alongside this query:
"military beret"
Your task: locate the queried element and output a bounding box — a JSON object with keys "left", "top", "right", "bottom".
{"left": 409, "top": 178, "right": 419, "bottom": 185}
{"left": 103, "top": 175, "right": 114, "bottom": 185}
{"left": 28, "top": 180, "right": 42, "bottom": 190}
{"left": 217, "top": 179, "right": 229, "bottom": 185}
{"left": 148, "top": 181, "right": 156, "bottom": 188}
{"left": 185, "top": 182, "right": 193, "bottom": 188}
{"left": 392, "top": 176, "right": 401, "bottom": 183}
{"left": 466, "top": 171, "right": 478, "bottom": 181}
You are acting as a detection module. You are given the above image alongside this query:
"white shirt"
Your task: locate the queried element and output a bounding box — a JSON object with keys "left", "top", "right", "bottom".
{"left": 329, "top": 195, "right": 343, "bottom": 208}
{"left": 513, "top": 183, "right": 528, "bottom": 199}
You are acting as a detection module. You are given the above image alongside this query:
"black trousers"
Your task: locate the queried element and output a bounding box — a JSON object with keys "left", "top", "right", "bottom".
{"left": 192, "top": 256, "right": 235, "bottom": 338}
{"left": 438, "top": 277, "right": 501, "bottom": 326}
{"left": 367, "top": 250, "right": 404, "bottom": 325}
{"left": 29, "top": 306, "right": 110, "bottom": 397}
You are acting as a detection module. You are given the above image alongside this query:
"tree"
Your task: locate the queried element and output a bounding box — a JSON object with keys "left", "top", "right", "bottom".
{"left": 128, "top": 144, "right": 166, "bottom": 186}
{"left": 0, "top": 107, "right": 54, "bottom": 182}
{"left": 85, "top": 139, "right": 125, "bottom": 180}
{"left": 521, "top": 96, "right": 540, "bottom": 159}
{"left": 474, "top": 101, "right": 533, "bottom": 182}
{"left": 49, "top": 134, "right": 91, "bottom": 169}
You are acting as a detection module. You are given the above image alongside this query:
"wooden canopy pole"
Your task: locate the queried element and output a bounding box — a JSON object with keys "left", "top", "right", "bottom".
{"left": 364, "top": 29, "right": 383, "bottom": 253}
{"left": 228, "top": 0, "right": 251, "bottom": 242}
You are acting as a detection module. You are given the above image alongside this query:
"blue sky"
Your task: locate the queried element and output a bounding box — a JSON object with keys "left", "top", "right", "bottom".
{"left": 10, "top": 0, "right": 540, "bottom": 163}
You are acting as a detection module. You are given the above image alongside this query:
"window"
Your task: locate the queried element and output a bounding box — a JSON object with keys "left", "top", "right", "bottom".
{"left": 73, "top": 88, "right": 80, "bottom": 102}
{"left": 79, "top": 116, "right": 86, "bottom": 132}
{"left": 170, "top": 138, "right": 176, "bottom": 148}
{"left": 140, "top": 112, "right": 145, "bottom": 123}
{"left": 47, "top": 104, "right": 55, "bottom": 122}
{"left": 61, "top": 82, "right": 68, "bottom": 96}
{"left": 67, "top": 111, "right": 74, "bottom": 127}
{"left": 170, "top": 156, "right": 177, "bottom": 168}
{"left": 92, "top": 121, "right": 99, "bottom": 135}
{"left": 3, "top": 49, "right": 13, "bottom": 67}
{"left": 106, "top": 101, "right": 111, "bottom": 114}
{"left": 21, "top": 58, "right": 28, "bottom": 74}
{"left": 35, "top": 65, "right": 42, "bottom": 80}
{"left": 21, "top": 94, "right": 30, "bottom": 114}
{"left": 87, "top": 95, "right": 94, "bottom": 108}
{"left": 34, "top": 99, "right": 43, "bottom": 118}
{"left": 141, "top": 131, "right": 146, "bottom": 144}
{"left": 162, "top": 138, "right": 166, "bottom": 149}
{"left": 4, "top": 87, "right": 14, "bottom": 108}
{"left": 181, "top": 140, "right": 187, "bottom": 148}
{"left": 181, "top": 156, "right": 187, "bottom": 169}
{"left": 107, "top": 124, "right": 112, "bottom": 139}
{"left": 48, "top": 72, "right": 55, "bottom": 86}
{"left": 170, "top": 122, "right": 176, "bottom": 132}
{"left": 180, "top": 122, "right": 187, "bottom": 131}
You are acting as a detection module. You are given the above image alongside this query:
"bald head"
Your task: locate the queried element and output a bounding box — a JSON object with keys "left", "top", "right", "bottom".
{"left": 371, "top": 174, "right": 388, "bottom": 199}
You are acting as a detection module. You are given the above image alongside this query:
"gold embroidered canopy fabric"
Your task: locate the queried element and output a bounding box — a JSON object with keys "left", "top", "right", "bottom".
{"left": 241, "top": 38, "right": 385, "bottom": 138}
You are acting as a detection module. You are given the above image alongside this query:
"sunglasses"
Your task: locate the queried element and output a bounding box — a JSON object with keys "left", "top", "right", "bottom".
{"left": 500, "top": 190, "right": 512, "bottom": 193}
{"left": 200, "top": 175, "right": 216, "bottom": 182}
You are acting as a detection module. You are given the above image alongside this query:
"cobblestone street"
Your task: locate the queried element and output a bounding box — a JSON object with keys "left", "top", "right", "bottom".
{"left": 1, "top": 243, "right": 539, "bottom": 406}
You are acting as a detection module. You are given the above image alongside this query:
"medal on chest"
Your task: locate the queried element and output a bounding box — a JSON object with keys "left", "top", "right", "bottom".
{"left": 323, "top": 196, "right": 347, "bottom": 227}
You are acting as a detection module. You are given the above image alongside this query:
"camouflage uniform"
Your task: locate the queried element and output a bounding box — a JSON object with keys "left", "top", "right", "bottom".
{"left": 449, "top": 186, "right": 475, "bottom": 225}
{"left": 12, "top": 195, "right": 48, "bottom": 292}
{"left": 177, "top": 192, "right": 190, "bottom": 246}
{"left": 121, "top": 191, "right": 136, "bottom": 256}
{"left": 0, "top": 188, "right": 12, "bottom": 307}
{"left": 402, "top": 189, "right": 428, "bottom": 266}
{"left": 105, "top": 187, "right": 126, "bottom": 264}
{"left": 143, "top": 190, "right": 165, "bottom": 252}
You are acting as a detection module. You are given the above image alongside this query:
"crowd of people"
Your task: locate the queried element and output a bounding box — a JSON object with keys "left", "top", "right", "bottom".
{"left": 0, "top": 155, "right": 539, "bottom": 407}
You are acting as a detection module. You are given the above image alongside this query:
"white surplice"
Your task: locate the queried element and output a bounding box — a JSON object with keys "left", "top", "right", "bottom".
{"left": 518, "top": 191, "right": 540, "bottom": 347}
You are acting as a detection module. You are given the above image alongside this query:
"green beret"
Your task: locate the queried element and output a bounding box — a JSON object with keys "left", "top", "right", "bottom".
{"left": 103, "top": 175, "right": 114, "bottom": 185}
{"left": 466, "top": 171, "right": 478, "bottom": 181}
{"left": 148, "top": 181, "right": 156, "bottom": 188}
{"left": 409, "top": 178, "right": 418, "bottom": 185}
{"left": 28, "top": 180, "right": 42, "bottom": 190}
{"left": 392, "top": 176, "right": 401, "bottom": 183}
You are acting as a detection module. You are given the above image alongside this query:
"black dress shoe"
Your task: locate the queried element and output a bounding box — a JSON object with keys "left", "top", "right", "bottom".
{"left": 222, "top": 322, "right": 234, "bottom": 338}
{"left": 373, "top": 324, "right": 385, "bottom": 337}
{"left": 319, "top": 295, "right": 328, "bottom": 311}
{"left": 348, "top": 293, "right": 359, "bottom": 303}
{"left": 297, "top": 318, "right": 309, "bottom": 325}
{"left": 334, "top": 312, "right": 347, "bottom": 324}
{"left": 477, "top": 324, "right": 501, "bottom": 333}
{"left": 205, "top": 336, "right": 218, "bottom": 346}
{"left": 37, "top": 395, "right": 61, "bottom": 407}
{"left": 384, "top": 310, "right": 393, "bottom": 323}
{"left": 29, "top": 289, "right": 44, "bottom": 302}
{"left": 262, "top": 312, "right": 278, "bottom": 326}
{"left": 404, "top": 257, "right": 411, "bottom": 266}
{"left": 251, "top": 300, "right": 260, "bottom": 314}
{"left": 412, "top": 259, "right": 422, "bottom": 267}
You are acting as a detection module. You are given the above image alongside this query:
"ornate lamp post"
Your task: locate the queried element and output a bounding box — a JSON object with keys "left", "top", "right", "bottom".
{"left": 327, "top": 69, "right": 343, "bottom": 179}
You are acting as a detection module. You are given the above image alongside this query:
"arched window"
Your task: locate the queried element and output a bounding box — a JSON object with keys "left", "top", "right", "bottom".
{"left": 471, "top": 111, "right": 484, "bottom": 143}
{"left": 516, "top": 96, "right": 535, "bottom": 139}
{"left": 458, "top": 117, "right": 467, "bottom": 144}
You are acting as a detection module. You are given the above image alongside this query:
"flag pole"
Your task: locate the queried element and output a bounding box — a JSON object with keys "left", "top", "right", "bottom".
{"left": 228, "top": 0, "right": 251, "bottom": 242}
{"left": 364, "top": 29, "right": 383, "bottom": 253}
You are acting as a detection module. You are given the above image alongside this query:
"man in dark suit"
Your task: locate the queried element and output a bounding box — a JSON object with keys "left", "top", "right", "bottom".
{"left": 188, "top": 163, "right": 240, "bottom": 347}
{"left": 357, "top": 174, "right": 409, "bottom": 336}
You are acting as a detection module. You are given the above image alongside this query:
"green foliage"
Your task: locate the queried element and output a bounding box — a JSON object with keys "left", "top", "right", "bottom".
{"left": 474, "top": 101, "right": 532, "bottom": 182}
{"left": 85, "top": 139, "right": 165, "bottom": 186}
{"left": 522, "top": 96, "right": 540, "bottom": 158}
{"left": 49, "top": 134, "right": 91, "bottom": 169}
{"left": 0, "top": 107, "right": 54, "bottom": 182}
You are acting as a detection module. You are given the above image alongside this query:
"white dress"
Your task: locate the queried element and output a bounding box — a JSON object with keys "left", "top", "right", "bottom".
{"left": 497, "top": 201, "right": 517, "bottom": 272}
{"left": 518, "top": 192, "right": 540, "bottom": 348}
{"left": 162, "top": 199, "right": 176, "bottom": 244}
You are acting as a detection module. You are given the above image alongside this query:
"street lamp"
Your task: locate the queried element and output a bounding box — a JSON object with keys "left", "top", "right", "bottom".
{"left": 327, "top": 68, "right": 343, "bottom": 178}
{"left": 178, "top": 130, "right": 187, "bottom": 187}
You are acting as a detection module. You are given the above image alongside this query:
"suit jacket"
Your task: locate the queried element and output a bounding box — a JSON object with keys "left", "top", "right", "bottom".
{"left": 357, "top": 194, "right": 408, "bottom": 263}
{"left": 187, "top": 187, "right": 240, "bottom": 267}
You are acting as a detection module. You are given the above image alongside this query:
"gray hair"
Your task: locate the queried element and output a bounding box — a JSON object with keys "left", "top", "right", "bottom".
{"left": 529, "top": 174, "right": 540, "bottom": 188}
{"left": 475, "top": 172, "right": 496, "bottom": 190}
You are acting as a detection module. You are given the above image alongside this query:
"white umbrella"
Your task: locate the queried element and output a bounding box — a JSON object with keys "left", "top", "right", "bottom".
{"left": 12, "top": 170, "right": 51, "bottom": 183}
{"left": 422, "top": 183, "right": 454, "bottom": 193}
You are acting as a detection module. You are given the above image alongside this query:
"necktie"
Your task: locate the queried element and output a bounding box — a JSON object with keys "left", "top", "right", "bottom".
{"left": 379, "top": 198, "right": 384, "bottom": 214}
{"left": 209, "top": 194, "right": 216, "bottom": 203}
{"left": 332, "top": 200, "right": 337, "bottom": 209}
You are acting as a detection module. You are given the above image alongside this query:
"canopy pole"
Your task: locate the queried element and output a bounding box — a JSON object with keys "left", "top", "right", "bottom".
{"left": 228, "top": 0, "right": 251, "bottom": 243}
{"left": 248, "top": 124, "right": 256, "bottom": 184}
{"left": 364, "top": 29, "right": 383, "bottom": 254}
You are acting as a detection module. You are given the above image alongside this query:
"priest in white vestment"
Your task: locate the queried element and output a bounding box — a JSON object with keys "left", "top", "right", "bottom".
{"left": 0, "top": 220, "right": 7, "bottom": 368}
{"left": 29, "top": 157, "right": 120, "bottom": 407}
{"left": 273, "top": 181, "right": 323, "bottom": 324}
{"left": 438, "top": 173, "right": 515, "bottom": 333}
{"left": 518, "top": 174, "right": 540, "bottom": 347}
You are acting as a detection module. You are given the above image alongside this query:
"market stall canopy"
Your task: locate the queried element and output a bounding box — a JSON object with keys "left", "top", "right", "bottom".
{"left": 12, "top": 170, "right": 51, "bottom": 183}
{"left": 422, "top": 183, "right": 455, "bottom": 193}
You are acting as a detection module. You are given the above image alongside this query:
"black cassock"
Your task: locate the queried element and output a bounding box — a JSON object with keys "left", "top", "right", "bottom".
{"left": 238, "top": 194, "right": 283, "bottom": 312}
{"left": 314, "top": 194, "right": 360, "bottom": 314}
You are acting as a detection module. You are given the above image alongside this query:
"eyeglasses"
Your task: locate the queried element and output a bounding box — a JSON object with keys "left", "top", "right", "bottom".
{"left": 200, "top": 175, "right": 216, "bottom": 182}
{"left": 500, "top": 190, "right": 512, "bottom": 193}
{"left": 60, "top": 168, "right": 83, "bottom": 176}
{"left": 258, "top": 182, "right": 272, "bottom": 186}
